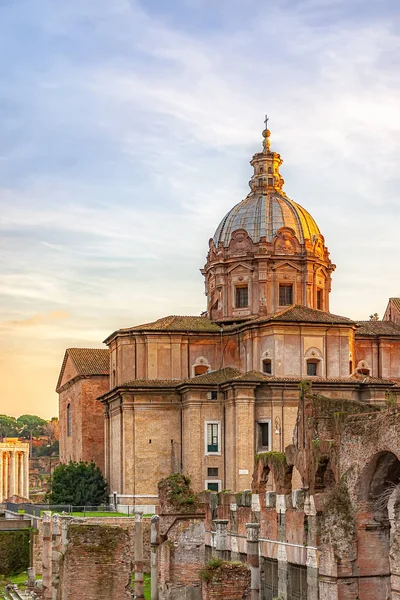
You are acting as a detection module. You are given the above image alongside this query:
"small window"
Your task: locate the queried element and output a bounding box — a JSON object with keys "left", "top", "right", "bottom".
{"left": 207, "top": 482, "right": 219, "bottom": 492}
{"left": 258, "top": 422, "right": 270, "bottom": 449}
{"left": 67, "top": 403, "right": 72, "bottom": 437}
{"left": 210, "top": 391, "right": 218, "bottom": 400}
{"left": 258, "top": 178, "right": 263, "bottom": 186}
{"left": 307, "top": 361, "right": 318, "bottom": 376}
{"left": 268, "top": 166, "right": 272, "bottom": 174}
{"left": 317, "top": 289, "right": 323, "bottom": 310}
{"left": 349, "top": 361, "right": 353, "bottom": 375}
{"left": 259, "top": 166, "right": 264, "bottom": 173}
{"left": 268, "top": 177, "right": 273, "bottom": 186}
{"left": 236, "top": 286, "right": 248, "bottom": 308}
{"left": 279, "top": 284, "right": 293, "bottom": 306}
{"left": 206, "top": 422, "right": 220, "bottom": 454}
{"left": 207, "top": 467, "right": 218, "bottom": 477}
{"left": 262, "top": 359, "right": 272, "bottom": 375}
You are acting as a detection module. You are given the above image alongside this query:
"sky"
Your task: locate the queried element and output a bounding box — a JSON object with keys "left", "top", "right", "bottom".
{"left": 0, "top": 0, "right": 399, "bottom": 418}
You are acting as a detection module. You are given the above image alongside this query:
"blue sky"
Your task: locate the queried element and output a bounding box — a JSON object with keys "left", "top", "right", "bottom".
{"left": 0, "top": 0, "right": 399, "bottom": 417}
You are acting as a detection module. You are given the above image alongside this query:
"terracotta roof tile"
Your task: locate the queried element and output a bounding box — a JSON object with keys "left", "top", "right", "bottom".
{"left": 122, "top": 379, "right": 180, "bottom": 388}
{"left": 180, "top": 367, "right": 242, "bottom": 385}
{"left": 356, "top": 321, "right": 400, "bottom": 337}
{"left": 390, "top": 298, "right": 400, "bottom": 312}
{"left": 67, "top": 348, "right": 109, "bottom": 376}
{"left": 268, "top": 305, "right": 354, "bottom": 325}
{"left": 129, "top": 315, "right": 222, "bottom": 333}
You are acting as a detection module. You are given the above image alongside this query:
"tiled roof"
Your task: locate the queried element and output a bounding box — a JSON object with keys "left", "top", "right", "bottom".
{"left": 56, "top": 348, "right": 109, "bottom": 391}
{"left": 180, "top": 367, "right": 242, "bottom": 386}
{"left": 122, "top": 379, "right": 181, "bottom": 388}
{"left": 389, "top": 298, "right": 400, "bottom": 311}
{"left": 269, "top": 305, "right": 354, "bottom": 324}
{"left": 67, "top": 348, "right": 109, "bottom": 376}
{"left": 356, "top": 321, "right": 400, "bottom": 337}
{"left": 128, "top": 315, "right": 221, "bottom": 333}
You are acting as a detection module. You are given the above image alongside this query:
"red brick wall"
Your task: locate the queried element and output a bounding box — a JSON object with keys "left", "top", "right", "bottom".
{"left": 81, "top": 378, "right": 108, "bottom": 473}
{"left": 201, "top": 563, "right": 250, "bottom": 600}
{"left": 59, "top": 375, "right": 108, "bottom": 474}
{"left": 59, "top": 524, "right": 132, "bottom": 600}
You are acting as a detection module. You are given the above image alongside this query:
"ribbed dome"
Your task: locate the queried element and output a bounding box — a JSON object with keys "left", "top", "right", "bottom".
{"left": 213, "top": 193, "right": 320, "bottom": 247}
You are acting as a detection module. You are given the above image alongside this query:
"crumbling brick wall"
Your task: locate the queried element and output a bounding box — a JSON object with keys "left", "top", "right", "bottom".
{"left": 58, "top": 524, "right": 132, "bottom": 600}
{"left": 201, "top": 562, "right": 250, "bottom": 600}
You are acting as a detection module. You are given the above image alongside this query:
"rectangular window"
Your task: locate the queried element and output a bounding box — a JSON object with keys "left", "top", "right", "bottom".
{"left": 307, "top": 361, "right": 317, "bottom": 376}
{"left": 279, "top": 284, "right": 293, "bottom": 306}
{"left": 317, "top": 289, "right": 323, "bottom": 310}
{"left": 206, "top": 481, "right": 220, "bottom": 492}
{"left": 259, "top": 422, "right": 270, "bottom": 448}
{"left": 268, "top": 177, "right": 273, "bottom": 185}
{"left": 207, "top": 467, "right": 219, "bottom": 477}
{"left": 67, "top": 404, "right": 72, "bottom": 437}
{"left": 206, "top": 422, "right": 220, "bottom": 454}
{"left": 235, "top": 286, "right": 248, "bottom": 308}
{"left": 210, "top": 391, "right": 218, "bottom": 400}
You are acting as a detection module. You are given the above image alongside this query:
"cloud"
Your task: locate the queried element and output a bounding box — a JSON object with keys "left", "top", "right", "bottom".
{"left": 0, "top": 0, "right": 399, "bottom": 416}
{"left": 1, "top": 311, "right": 69, "bottom": 328}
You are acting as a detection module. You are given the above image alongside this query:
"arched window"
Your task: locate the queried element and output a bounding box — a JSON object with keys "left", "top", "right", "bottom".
{"left": 259, "top": 166, "right": 264, "bottom": 173}
{"left": 268, "top": 166, "right": 272, "bottom": 174}
{"left": 356, "top": 360, "right": 370, "bottom": 376}
{"left": 192, "top": 356, "right": 211, "bottom": 377}
{"left": 194, "top": 364, "right": 209, "bottom": 376}
{"left": 262, "top": 359, "right": 272, "bottom": 375}
{"left": 67, "top": 403, "right": 72, "bottom": 437}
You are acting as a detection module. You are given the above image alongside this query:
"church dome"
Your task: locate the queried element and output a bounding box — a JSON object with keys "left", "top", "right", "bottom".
{"left": 213, "top": 194, "right": 320, "bottom": 247}
{"left": 213, "top": 120, "right": 321, "bottom": 248}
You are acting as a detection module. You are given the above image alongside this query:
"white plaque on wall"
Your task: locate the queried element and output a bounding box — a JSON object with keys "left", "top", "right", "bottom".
{"left": 239, "top": 469, "right": 249, "bottom": 475}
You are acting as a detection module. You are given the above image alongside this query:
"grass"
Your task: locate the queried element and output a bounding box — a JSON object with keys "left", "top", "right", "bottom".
{"left": 0, "top": 571, "right": 41, "bottom": 598}
{"left": 131, "top": 572, "right": 151, "bottom": 600}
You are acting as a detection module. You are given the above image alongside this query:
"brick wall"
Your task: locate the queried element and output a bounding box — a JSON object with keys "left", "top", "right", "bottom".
{"left": 201, "top": 563, "right": 250, "bottom": 600}
{"left": 59, "top": 524, "right": 132, "bottom": 600}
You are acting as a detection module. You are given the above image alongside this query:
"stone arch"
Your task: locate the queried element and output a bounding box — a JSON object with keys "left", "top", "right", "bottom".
{"left": 358, "top": 450, "right": 400, "bottom": 513}
{"left": 353, "top": 451, "right": 400, "bottom": 598}
{"left": 252, "top": 454, "right": 293, "bottom": 496}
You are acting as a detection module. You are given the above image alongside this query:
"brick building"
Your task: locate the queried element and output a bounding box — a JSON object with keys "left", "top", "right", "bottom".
{"left": 57, "top": 122, "right": 400, "bottom": 511}
{"left": 57, "top": 348, "right": 109, "bottom": 473}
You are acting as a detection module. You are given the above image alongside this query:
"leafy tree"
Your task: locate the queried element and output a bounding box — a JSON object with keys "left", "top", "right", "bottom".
{"left": 0, "top": 414, "right": 18, "bottom": 440}
{"left": 17, "top": 414, "right": 47, "bottom": 439}
{"left": 48, "top": 461, "right": 107, "bottom": 506}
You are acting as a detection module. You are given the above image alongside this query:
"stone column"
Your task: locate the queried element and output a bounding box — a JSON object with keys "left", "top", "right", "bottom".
{"left": 246, "top": 523, "right": 260, "bottom": 600}
{"left": 18, "top": 452, "right": 24, "bottom": 496}
{"left": 23, "top": 450, "right": 29, "bottom": 499}
{"left": 134, "top": 513, "right": 144, "bottom": 599}
{"left": 42, "top": 512, "right": 52, "bottom": 600}
{"left": 52, "top": 515, "right": 62, "bottom": 600}
{"left": 214, "top": 519, "right": 229, "bottom": 560}
{"left": 150, "top": 515, "right": 160, "bottom": 600}
{"left": 9, "top": 451, "right": 15, "bottom": 497}
{"left": 276, "top": 495, "right": 288, "bottom": 600}
{"left": 4, "top": 452, "right": 9, "bottom": 500}
{"left": 0, "top": 452, "right": 3, "bottom": 503}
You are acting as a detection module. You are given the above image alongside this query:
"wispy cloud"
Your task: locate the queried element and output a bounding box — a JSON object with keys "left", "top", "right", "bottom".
{"left": 1, "top": 311, "right": 69, "bottom": 328}
{"left": 0, "top": 0, "right": 399, "bottom": 416}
